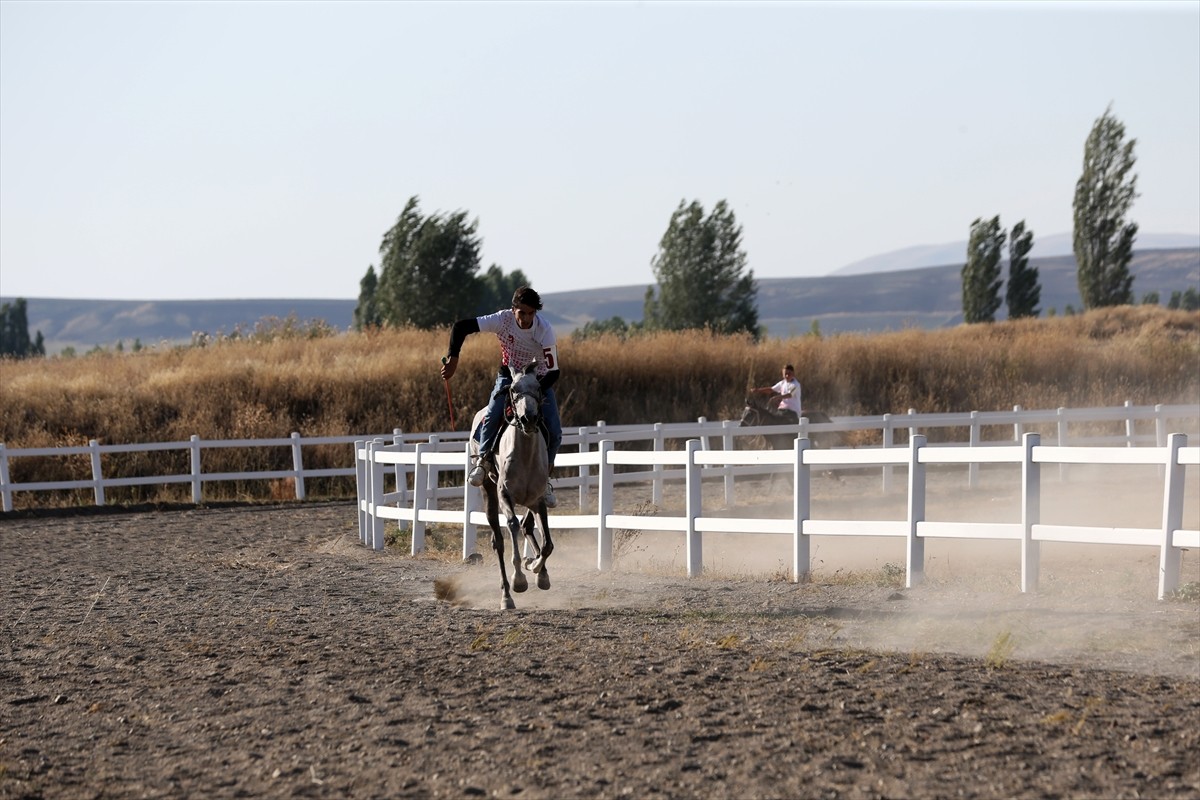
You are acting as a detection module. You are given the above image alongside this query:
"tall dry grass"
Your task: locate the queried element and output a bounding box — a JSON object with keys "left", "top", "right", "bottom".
{"left": 0, "top": 306, "right": 1196, "bottom": 508}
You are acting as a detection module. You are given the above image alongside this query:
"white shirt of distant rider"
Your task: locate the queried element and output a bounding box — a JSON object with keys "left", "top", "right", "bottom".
{"left": 771, "top": 377, "right": 802, "bottom": 415}
{"left": 477, "top": 309, "right": 559, "bottom": 378}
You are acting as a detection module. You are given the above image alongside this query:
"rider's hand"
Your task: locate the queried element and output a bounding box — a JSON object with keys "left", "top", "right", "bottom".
{"left": 440, "top": 356, "right": 458, "bottom": 380}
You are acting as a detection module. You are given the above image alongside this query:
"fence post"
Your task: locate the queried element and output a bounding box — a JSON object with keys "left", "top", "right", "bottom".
{"left": 410, "top": 443, "right": 427, "bottom": 555}
{"left": 697, "top": 416, "right": 711, "bottom": 452}
{"left": 1158, "top": 433, "right": 1187, "bottom": 600}
{"left": 576, "top": 426, "right": 591, "bottom": 511}
{"left": 461, "top": 441, "right": 478, "bottom": 560}
{"left": 426, "top": 435, "right": 442, "bottom": 508}
{"left": 1124, "top": 399, "right": 1135, "bottom": 448}
{"left": 1013, "top": 404, "right": 1023, "bottom": 443}
{"left": 792, "top": 437, "right": 812, "bottom": 583}
{"left": 355, "top": 439, "right": 367, "bottom": 545}
{"left": 685, "top": 439, "right": 703, "bottom": 578}
{"left": 968, "top": 411, "right": 980, "bottom": 488}
{"left": 1155, "top": 405, "right": 1167, "bottom": 480}
{"left": 652, "top": 423, "right": 664, "bottom": 507}
{"left": 1021, "top": 432, "right": 1041, "bottom": 593}
{"left": 391, "top": 432, "right": 409, "bottom": 528}
{"left": 881, "top": 414, "right": 893, "bottom": 493}
{"left": 597, "top": 440, "right": 614, "bottom": 572}
{"left": 905, "top": 434, "right": 926, "bottom": 589}
{"left": 290, "top": 432, "right": 306, "bottom": 500}
{"left": 368, "top": 440, "right": 386, "bottom": 551}
{"left": 722, "top": 419, "right": 737, "bottom": 508}
{"left": 190, "top": 435, "right": 202, "bottom": 504}
{"left": 0, "top": 443, "right": 11, "bottom": 513}
{"left": 1056, "top": 407, "right": 1069, "bottom": 481}
{"left": 88, "top": 439, "right": 105, "bottom": 506}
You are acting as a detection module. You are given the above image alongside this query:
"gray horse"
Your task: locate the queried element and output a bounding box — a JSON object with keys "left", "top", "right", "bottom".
{"left": 738, "top": 393, "right": 841, "bottom": 450}
{"left": 470, "top": 361, "right": 554, "bottom": 610}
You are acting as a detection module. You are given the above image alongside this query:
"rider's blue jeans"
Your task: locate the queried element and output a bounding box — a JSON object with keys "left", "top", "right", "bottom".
{"left": 473, "top": 369, "right": 562, "bottom": 469}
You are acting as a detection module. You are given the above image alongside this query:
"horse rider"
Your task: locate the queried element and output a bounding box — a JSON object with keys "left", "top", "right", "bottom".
{"left": 439, "top": 285, "right": 562, "bottom": 508}
{"left": 751, "top": 363, "right": 802, "bottom": 424}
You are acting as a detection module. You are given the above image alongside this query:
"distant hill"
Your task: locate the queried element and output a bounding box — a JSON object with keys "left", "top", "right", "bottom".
{"left": 830, "top": 232, "right": 1200, "bottom": 276}
{"left": 543, "top": 247, "right": 1199, "bottom": 337}
{"left": 4, "top": 247, "right": 1197, "bottom": 354}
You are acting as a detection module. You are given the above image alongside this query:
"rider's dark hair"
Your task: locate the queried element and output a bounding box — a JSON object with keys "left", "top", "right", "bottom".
{"left": 512, "top": 286, "right": 543, "bottom": 311}
{"left": 785, "top": 364, "right": 795, "bottom": 372}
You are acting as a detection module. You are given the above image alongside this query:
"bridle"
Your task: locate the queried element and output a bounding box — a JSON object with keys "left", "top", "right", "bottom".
{"left": 507, "top": 377, "right": 543, "bottom": 436}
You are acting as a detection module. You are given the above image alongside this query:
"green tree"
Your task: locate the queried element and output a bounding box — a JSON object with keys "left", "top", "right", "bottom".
{"left": 475, "top": 264, "right": 532, "bottom": 315}
{"left": 961, "top": 216, "right": 1005, "bottom": 324}
{"left": 371, "top": 196, "right": 484, "bottom": 329}
{"left": 1073, "top": 105, "right": 1138, "bottom": 308}
{"left": 1182, "top": 287, "right": 1200, "bottom": 311}
{"left": 0, "top": 298, "right": 45, "bottom": 358}
{"left": 1005, "top": 220, "right": 1040, "bottom": 319}
{"left": 644, "top": 199, "right": 758, "bottom": 337}
{"left": 1140, "top": 291, "right": 1160, "bottom": 306}
{"left": 353, "top": 266, "right": 382, "bottom": 331}
{"left": 571, "top": 316, "right": 634, "bottom": 341}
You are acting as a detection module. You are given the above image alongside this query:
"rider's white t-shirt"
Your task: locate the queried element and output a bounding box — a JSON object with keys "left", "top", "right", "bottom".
{"left": 476, "top": 309, "right": 559, "bottom": 378}
{"left": 771, "top": 377, "right": 802, "bottom": 415}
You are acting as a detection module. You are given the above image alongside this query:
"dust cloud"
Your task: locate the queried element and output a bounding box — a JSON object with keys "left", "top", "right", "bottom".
{"left": 446, "top": 462, "right": 1198, "bottom": 676}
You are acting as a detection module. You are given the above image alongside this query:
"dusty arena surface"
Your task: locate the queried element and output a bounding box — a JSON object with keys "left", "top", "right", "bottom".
{"left": 3, "top": 469, "right": 1199, "bottom": 799}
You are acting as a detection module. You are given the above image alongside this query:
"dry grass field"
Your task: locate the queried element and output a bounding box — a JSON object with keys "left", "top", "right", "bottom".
{"left": 0, "top": 305, "right": 1197, "bottom": 509}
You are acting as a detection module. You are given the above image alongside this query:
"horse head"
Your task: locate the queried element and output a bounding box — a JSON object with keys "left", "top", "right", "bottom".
{"left": 740, "top": 393, "right": 771, "bottom": 427}
{"left": 507, "top": 361, "right": 543, "bottom": 436}
{"left": 739, "top": 399, "right": 761, "bottom": 428}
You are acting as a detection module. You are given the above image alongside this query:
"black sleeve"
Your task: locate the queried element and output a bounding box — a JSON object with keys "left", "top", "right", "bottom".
{"left": 446, "top": 318, "right": 480, "bottom": 358}
{"left": 538, "top": 370, "right": 560, "bottom": 391}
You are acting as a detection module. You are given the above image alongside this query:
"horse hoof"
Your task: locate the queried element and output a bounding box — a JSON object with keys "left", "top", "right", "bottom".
{"left": 502, "top": 596, "right": 515, "bottom": 610}
{"left": 512, "top": 573, "right": 528, "bottom": 593}
{"left": 537, "top": 569, "right": 550, "bottom": 591}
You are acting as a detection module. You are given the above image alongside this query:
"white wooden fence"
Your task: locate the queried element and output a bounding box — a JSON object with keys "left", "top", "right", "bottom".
{"left": 1, "top": 401, "right": 1194, "bottom": 513}
{"left": 357, "top": 431, "right": 1199, "bottom": 600}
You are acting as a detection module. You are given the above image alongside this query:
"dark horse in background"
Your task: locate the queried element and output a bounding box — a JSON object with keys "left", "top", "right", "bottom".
{"left": 471, "top": 361, "right": 554, "bottom": 610}
{"left": 738, "top": 393, "right": 843, "bottom": 451}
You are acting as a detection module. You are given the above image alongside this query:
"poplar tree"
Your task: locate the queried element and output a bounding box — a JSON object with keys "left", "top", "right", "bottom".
{"left": 961, "top": 216, "right": 1005, "bottom": 324}
{"left": 1005, "top": 220, "right": 1040, "bottom": 319}
{"left": 1073, "top": 105, "right": 1138, "bottom": 308}
{"left": 370, "top": 196, "right": 483, "bottom": 329}
{"left": 353, "top": 266, "right": 382, "bottom": 331}
{"left": 0, "top": 298, "right": 45, "bottom": 358}
{"left": 644, "top": 199, "right": 758, "bottom": 337}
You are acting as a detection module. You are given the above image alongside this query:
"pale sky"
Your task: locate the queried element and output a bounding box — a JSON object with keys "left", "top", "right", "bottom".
{"left": 1, "top": 0, "right": 1197, "bottom": 301}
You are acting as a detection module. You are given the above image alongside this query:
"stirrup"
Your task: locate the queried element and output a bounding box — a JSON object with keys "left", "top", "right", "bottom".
{"left": 468, "top": 454, "right": 492, "bottom": 487}
{"left": 543, "top": 481, "right": 557, "bottom": 509}
{"left": 468, "top": 464, "right": 486, "bottom": 487}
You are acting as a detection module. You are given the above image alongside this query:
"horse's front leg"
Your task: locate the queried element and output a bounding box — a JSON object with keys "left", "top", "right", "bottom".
{"left": 484, "top": 483, "right": 515, "bottom": 610}
{"left": 520, "top": 511, "right": 543, "bottom": 566}
{"left": 500, "top": 491, "right": 528, "bottom": 594}
{"left": 527, "top": 501, "right": 554, "bottom": 590}
{"left": 505, "top": 514, "right": 528, "bottom": 593}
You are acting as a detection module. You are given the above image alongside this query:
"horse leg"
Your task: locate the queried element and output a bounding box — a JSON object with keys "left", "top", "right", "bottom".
{"left": 485, "top": 484, "right": 516, "bottom": 610}
{"left": 506, "top": 513, "right": 529, "bottom": 593}
{"left": 520, "top": 511, "right": 543, "bottom": 570}
{"left": 528, "top": 502, "right": 554, "bottom": 590}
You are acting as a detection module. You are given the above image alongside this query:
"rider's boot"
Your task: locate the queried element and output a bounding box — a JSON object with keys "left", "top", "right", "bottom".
{"left": 543, "top": 480, "right": 557, "bottom": 509}
{"left": 468, "top": 452, "right": 493, "bottom": 487}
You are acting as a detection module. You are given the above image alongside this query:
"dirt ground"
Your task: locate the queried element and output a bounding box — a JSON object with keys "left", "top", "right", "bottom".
{"left": 2, "top": 468, "right": 1199, "bottom": 799}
